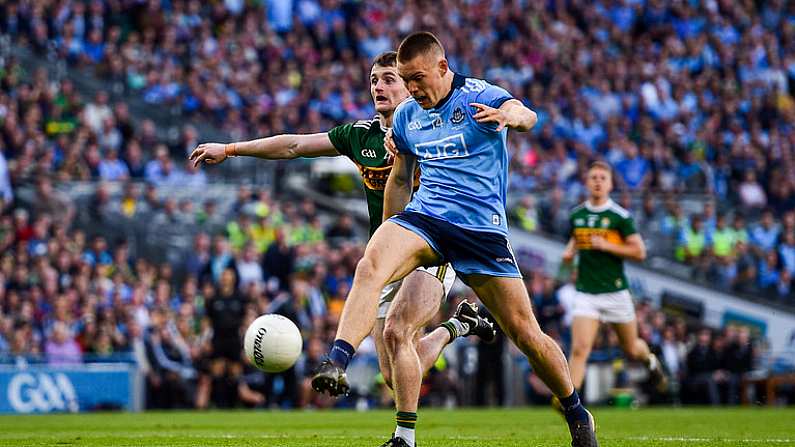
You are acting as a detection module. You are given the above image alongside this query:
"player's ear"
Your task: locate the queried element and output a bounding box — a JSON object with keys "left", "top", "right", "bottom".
{"left": 438, "top": 58, "right": 448, "bottom": 77}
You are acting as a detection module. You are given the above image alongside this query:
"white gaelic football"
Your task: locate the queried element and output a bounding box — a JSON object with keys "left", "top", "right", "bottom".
{"left": 244, "top": 314, "right": 303, "bottom": 373}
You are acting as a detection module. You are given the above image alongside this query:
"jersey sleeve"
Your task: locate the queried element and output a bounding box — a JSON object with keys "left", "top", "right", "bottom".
{"left": 327, "top": 123, "right": 355, "bottom": 158}
{"left": 391, "top": 103, "right": 413, "bottom": 155}
{"left": 618, "top": 214, "right": 638, "bottom": 238}
{"left": 475, "top": 83, "right": 514, "bottom": 109}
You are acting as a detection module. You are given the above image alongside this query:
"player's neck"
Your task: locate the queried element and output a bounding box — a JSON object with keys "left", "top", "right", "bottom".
{"left": 378, "top": 111, "right": 393, "bottom": 129}
{"left": 588, "top": 196, "right": 610, "bottom": 207}
{"left": 437, "top": 71, "right": 455, "bottom": 105}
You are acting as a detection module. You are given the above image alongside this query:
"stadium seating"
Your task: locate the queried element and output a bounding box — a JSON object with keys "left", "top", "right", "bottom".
{"left": 1, "top": 1, "right": 794, "bottom": 409}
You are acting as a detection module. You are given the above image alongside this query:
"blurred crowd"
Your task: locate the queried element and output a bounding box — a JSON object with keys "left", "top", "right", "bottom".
{"left": 513, "top": 193, "right": 795, "bottom": 302}
{"left": 2, "top": 0, "right": 793, "bottom": 194}
{"left": 3, "top": 0, "right": 795, "bottom": 299}
{"left": 0, "top": 0, "right": 794, "bottom": 409}
{"left": 0, "top": 56, "right": 207, "bottom": 198}
{"left": 0, "top": 178, "right": 774, "bottom": 408}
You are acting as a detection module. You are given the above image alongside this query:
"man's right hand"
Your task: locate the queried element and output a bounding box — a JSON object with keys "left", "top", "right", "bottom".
{"left": 189, "top": 143, "right": 228, "bottom": 167}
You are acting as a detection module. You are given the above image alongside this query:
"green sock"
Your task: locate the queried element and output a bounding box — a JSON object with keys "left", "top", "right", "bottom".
{"left": 395, "top": 411, "right": 417, "bottom": 445}
{"left": 396, "top": 411, "right": 417, "bottom": 429}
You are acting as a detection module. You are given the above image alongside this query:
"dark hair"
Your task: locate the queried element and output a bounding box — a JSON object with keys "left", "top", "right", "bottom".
{"left": 397, "top": 31, "right": 444, "bottom": 63}
{"left": 372, "top": 51, "right": 397, "bottom": 68}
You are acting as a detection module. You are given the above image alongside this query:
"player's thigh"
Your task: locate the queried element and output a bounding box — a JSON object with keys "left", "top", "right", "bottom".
{"left": 386, "top": 269, "right": 445, "bottom": 331}
{"left": 360, "top": 221, "right": 440, "bottom": 285}
{"left": 465, "top": 274, "right": 541, "bottom": 341}
{"left": 570, "top": 317, "right": 601, "bottom": 357}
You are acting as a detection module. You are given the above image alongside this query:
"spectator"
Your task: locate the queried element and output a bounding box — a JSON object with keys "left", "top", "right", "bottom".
{"left": 263, "top": 229, "right": 295, "bottom": 291}
{"left": 779, "top": 232, "right": 795, "bottom": 277}
{"left": 709, "top": 214, "right": 738, "bottom": 262}
{"left": 236, "top": 242, "right": 264, "bottom": 289}
{"left": 198, "top": 268, "right": 247, "bottom": 409}
{"left": 200, "top": 235, "right": 237, "bottom": 286}
{"left": 512, "top": 195, "right": 539, "bottom": 233}
{"left": 676, "top": 215, "right": 709, "bottom": 275}
{"left": 98, "top": 149, "right": 130, "bottom": 181}
{"left": 749, "top": 209, "right": 781, "bottom": 256}
{"left": 684, "top": 329, "right": 722, "bottom": 405}
{"left": 615, "top": 142, "right": 651, "bottom": 191}
{"left": 0, "top": 147, "right": 13, "bottom": 210}
{"left": 45, "top": 321, "right": 83, "bottom": 365}
{"left": 30, "top": 177, "right": 75, "bottom": 224}
{"left": 185, "top": 233, "right": 211, "bottom": 279}
{"left": 757, "top": 250, "right": 782, "bottom": 296}
{"left": 738, "top": 170, "right": 768, "bottom": 211}
{"left": 326, "top": 214, "right": 357, "bottom": 240}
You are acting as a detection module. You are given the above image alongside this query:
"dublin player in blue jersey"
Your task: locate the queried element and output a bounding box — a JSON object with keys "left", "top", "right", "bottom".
{"left": 312, "top": 32, "right": 598, "bottom": 447}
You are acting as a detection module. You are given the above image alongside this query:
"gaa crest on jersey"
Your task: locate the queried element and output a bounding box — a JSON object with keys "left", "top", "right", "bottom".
{"left": 431, "top": 114, "right": 443, "bottom": 128}
{"left": 451, "top": 107, "right": 465, "bottom": 124}
{"left": 601, "top": 217, "right": 610, "bottom": 228}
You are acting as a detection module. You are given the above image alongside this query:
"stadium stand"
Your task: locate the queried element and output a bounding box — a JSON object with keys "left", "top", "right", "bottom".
{"left": 1, "top": 0, "right": 794, "bottom": 410}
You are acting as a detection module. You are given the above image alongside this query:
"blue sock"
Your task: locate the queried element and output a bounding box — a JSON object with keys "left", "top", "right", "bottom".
{"left": 559, "top": 390, "right": 589, "bottom": 425}
{"left": 329, "top": 339, "right": 355, "bottom": 370}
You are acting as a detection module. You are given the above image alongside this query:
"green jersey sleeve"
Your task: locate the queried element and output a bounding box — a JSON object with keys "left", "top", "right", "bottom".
{"left": 327, "top": 123, "right": 355, "bottom": 158}
{"left": 618, "top": 214, "right": 638, "bottom": 237}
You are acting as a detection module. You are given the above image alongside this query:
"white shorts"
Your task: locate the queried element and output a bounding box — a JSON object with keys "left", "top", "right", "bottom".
{"left": 571, "top": 289, "right": 636, "bottom": 324}
{"left": 377, "top": 265, "right": 456, "bottom": 319}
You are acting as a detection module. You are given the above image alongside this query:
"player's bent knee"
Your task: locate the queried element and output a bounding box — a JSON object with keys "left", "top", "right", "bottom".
{"left": 382, "top": 319, "right": 413, "bottom": 352}
{"left": 353, "top": 256, "right": 387, "bottom": 286}
{"left": 570, "top": 341, "right": 593, "bottom": 360}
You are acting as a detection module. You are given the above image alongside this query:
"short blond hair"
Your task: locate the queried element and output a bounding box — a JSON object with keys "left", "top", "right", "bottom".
{"left": 588, "top": 160, "right": 612, "bottom": 176}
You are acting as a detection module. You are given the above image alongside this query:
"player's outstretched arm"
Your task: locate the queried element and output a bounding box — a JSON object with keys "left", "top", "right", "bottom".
{"left": 470, "top": 99, "right": 537, "bottom": 132}
{"left": 562, "top": 237, "right": 577, "bottom": 264}
{"left": 383, "top": 150, "right": 416, "bottom": 221}
{"left": 591, "top": 233, "right": 647, "bottom": 262}
{"left": 189, "top": 133, "right": 339, "bottom": 167}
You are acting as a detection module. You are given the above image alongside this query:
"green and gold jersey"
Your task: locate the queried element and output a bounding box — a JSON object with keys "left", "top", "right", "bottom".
{"left": 569, "top": 199, "right": 637, "bottom": 294}
{"left": 327, "top": 117, "right": 418, "bottom": 237}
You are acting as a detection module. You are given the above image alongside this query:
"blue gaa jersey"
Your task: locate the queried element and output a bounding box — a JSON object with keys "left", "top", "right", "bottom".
{"left": 392, "top": 73, "right": 514, "bottom": 236}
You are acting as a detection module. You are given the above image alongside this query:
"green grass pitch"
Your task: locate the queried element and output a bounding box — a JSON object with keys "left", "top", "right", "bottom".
{"left": 0, "top": 408, "right": 793, "bottom": 446}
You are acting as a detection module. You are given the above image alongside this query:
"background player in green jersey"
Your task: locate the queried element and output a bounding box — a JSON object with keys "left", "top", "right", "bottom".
{"left": 189, "top": 51, "right": 494, "bottom": 429}
{"left": 561, "top": 161, "right": 668, "bottom": 396}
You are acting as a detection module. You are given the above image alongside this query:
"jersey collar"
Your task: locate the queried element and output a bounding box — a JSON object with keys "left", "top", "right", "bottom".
{"left": 585, "top": 199, "right": 614, "bottom": 213}
{"left": 373, "top": 115, "right": 389, "bottom": 132}
{"left": 431, "top": 73, "right": 466, "bottom": 111}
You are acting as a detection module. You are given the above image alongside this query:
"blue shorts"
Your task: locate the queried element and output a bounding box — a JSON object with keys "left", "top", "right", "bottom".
{"left": 389, "top": 211, "right": 522, "bottom": 278}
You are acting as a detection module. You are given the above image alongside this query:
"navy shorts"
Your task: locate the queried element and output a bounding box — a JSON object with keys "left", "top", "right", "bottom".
{"left": 389, "top": 211, "right": 522, "bottom": 278}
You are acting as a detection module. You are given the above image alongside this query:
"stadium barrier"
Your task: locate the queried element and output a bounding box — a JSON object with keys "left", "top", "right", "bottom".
{"left": 0, "top": 363, "right": 143, "bottom": 414}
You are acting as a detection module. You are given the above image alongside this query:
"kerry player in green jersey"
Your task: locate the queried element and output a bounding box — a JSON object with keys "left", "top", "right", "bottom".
{"left": 190, "top": 52, "right": 494, "bottom": 413}
{"left": 561, "top": 161, "right": 667, "bottom": 396}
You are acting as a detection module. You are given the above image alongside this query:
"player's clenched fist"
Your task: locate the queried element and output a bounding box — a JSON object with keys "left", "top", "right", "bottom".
{"left": 189, "top": 143, "right": 228, "bottom": 167}
{"left": 384, "top": 128, "right": 398, "bottom": 161}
